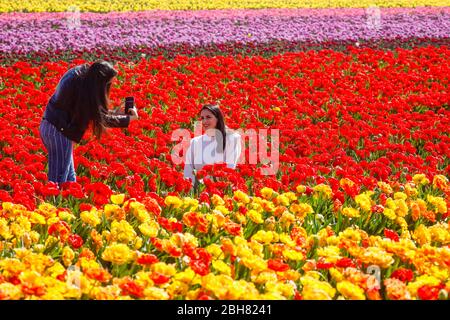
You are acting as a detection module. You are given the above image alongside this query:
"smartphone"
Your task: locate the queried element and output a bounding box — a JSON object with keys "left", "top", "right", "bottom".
{"left": 125, "top": 96, "right": 134, "bottom": 114}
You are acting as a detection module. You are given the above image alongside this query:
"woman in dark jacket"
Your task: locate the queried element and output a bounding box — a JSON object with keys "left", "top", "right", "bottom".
{"left": 39, "top": 60, "right": 138, "bottom": 184}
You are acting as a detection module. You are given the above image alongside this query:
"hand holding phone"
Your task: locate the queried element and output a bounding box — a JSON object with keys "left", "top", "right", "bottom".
{"left": 125, "top": 96, "right": 134, "bottom": 115}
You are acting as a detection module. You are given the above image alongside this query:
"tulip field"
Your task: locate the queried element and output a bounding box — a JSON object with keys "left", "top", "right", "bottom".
{"left": 0, "top": 1, "right": 449, "bottom": 300}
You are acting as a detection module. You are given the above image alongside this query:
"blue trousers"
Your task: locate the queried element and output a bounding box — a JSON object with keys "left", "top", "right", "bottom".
{"left": 39, "top": 119, "right": 76, "bottom": 183}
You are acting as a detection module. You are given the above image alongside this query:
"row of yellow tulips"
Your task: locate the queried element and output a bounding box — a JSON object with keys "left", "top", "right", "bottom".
{"left": 0, "top": 174, "right": 448, "bottom": 299}
{"left": 1, "top": 0, "right": 448, "bottom": 12}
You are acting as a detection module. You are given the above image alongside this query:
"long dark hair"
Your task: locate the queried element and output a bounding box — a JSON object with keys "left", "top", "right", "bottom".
{"left": 72, "top": 60, "right": 118, "bottom": 139}
{"left": 201, "top": 104, "right": 226, "bottom": 153}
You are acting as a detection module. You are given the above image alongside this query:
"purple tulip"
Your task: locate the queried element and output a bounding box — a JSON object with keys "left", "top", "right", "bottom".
{"left": 0, "top": 7, "right": 448, "bottom": 54}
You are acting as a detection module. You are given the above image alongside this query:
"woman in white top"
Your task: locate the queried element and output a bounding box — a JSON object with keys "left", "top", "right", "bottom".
{"left": 184, "top": 104, "right": 241, "bottom": 188}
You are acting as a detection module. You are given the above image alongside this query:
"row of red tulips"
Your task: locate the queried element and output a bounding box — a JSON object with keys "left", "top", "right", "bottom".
{"left": 1, "top": 47, "right": 449, "bottom": 210}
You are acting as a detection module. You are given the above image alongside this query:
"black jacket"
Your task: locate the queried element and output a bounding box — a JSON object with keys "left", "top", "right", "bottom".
{"left": 42, "top": 65, "right": 130, "bottom": 143}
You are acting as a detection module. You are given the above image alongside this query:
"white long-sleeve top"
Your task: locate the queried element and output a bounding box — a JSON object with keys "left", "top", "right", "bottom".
{"left": 183, "top": 130, "right": 242, "bottom": 185}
